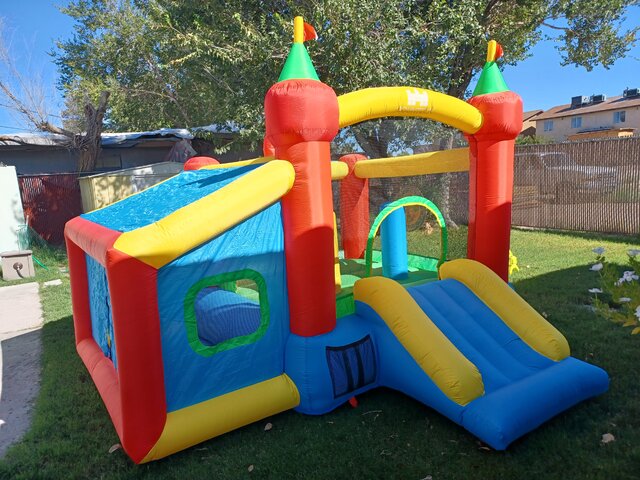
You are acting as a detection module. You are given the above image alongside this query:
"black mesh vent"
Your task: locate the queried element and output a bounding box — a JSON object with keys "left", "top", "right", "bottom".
{"left": 326, "top": 335, "right": 377, "bottom": 398}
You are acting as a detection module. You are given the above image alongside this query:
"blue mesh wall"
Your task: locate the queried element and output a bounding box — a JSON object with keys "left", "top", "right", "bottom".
{"left": 157, "top": 202, "right": 288, "bottom": 412}
{"left": 86, "top": 254, "right": 117, "bottom": 368}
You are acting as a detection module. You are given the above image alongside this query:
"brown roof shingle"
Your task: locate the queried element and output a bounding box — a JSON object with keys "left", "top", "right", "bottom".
{"left": 536, "top": 95, "right": 640, "bottom": 120}
{"left": 523, "top": 109, "right": 543, "bottom": 121}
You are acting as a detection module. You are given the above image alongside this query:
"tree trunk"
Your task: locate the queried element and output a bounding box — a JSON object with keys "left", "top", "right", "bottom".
{"left": 352, "top": 127, "right": 389, "bottom": 159}
{"left": 437, "top": 133, "right": 458, "bottom": 228}
{"left": 77, "top": 91, "right": 110, "bottom": 172}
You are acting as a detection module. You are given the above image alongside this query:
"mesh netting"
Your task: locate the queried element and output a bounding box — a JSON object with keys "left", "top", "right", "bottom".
{"left": 329, "top": 118, "right": 471, "bottom": 317}
{"left": 333, "top": 171, "right": 469, "bottom": 265}
{"left": 332, "top": 116, "right": 469, "bottom": 268}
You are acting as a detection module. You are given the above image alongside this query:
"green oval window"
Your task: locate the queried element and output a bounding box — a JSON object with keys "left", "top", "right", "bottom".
{"left": 184, "top": 269, "right": 270, "bottom": 357}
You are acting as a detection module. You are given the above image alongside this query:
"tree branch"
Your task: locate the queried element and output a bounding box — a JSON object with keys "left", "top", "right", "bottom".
{"left": 541, "top": 21, "right": 571, "bottom": 32}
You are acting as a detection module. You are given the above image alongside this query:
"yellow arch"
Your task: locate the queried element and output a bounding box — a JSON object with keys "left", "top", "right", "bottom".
{"left": 364, "top": 196, "right": 447, "bottom": 277}
{"left": 337, "top": 87, "right": 483, "bottom": 134}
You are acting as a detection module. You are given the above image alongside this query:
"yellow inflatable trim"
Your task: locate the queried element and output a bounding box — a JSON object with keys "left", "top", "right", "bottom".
{"left": 353, "top": 148, "right": 469, "bottom": 179}
{"left": 338, "top": 87, "right": 483, "bottom": 134}
{"left": 199, "top": 156, "right": 273, "bottom": 170}
{"left": 201, "top": 156, "right": 347, "bottom": 180}
{"left": 353, "top": 277, "right": 484, "bottom": 405}
{"left": 330, "top": 161, "right": 349, "bottom": 180}
{"left": 141, "top": 374, "right": 300, "bottom": 463}
{"left": 114, "top": 160, "right": 295, "bottom": 268}
{"left": 439, "top": 259, "right": 570, "bottom": 361}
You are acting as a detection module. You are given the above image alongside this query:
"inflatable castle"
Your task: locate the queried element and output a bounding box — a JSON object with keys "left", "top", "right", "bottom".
{"left": 64, "top": 17, "right": 609, "bottom": 463}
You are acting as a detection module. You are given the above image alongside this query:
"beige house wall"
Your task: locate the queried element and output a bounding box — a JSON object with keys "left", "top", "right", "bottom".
{"left": 535, "top": 105, "right": 640, "bottom": 141}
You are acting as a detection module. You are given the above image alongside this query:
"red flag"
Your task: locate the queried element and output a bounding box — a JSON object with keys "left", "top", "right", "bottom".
{"left": 495, "top": 43, "right": 503, "bottom": 60}
{"left": 303, "top": 22, "right": 318, "bottom": 41}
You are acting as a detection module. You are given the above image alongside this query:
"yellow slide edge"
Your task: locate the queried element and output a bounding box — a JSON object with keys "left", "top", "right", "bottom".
{"left": 439, "top": 259, "right": 570, "bottom": 361}
{"left": 114, "top": 160, "right": 295, "bottom": 269}
{"left": 353, "top": 148, "right": 469, "bottom": 179}
{"left": 141, "top": 374, "right": 300, "bottom": 463}
{"left": 353, "top": 276, "right": 484, "bottom": 405}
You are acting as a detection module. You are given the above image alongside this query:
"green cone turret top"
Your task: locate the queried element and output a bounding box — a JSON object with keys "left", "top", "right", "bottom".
{"left": 472, "top": 40, "right": 509, "bottom": 96}
{"left": 278, "top": 16, "right": 320, "bottom": 82}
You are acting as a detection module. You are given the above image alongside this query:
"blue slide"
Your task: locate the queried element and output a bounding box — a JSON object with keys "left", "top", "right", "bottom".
{"left": 352, "top": 259, "right": 609, "bottom": 450}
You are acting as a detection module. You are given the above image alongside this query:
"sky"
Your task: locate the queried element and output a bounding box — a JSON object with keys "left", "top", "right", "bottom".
{"left": 0, "top": 2, "right": 638, "bottom": 134}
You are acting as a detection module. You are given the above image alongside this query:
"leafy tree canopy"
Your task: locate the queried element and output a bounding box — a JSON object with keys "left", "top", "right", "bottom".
{"left": 55, "top": 0, "right": 639, "bottom": 156}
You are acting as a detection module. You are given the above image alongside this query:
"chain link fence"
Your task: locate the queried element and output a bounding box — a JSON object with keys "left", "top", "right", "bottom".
{"left": 17, "top": 136, "right": 640, "bottom": 247}
{"left": 18, "top": 173, "right": 83, "bottom": 245}
{"left": 334, "top": 135, "right": 640, "bottom": 243}
{"left": 512, "top": 137, "right": 640, "bottom": 235}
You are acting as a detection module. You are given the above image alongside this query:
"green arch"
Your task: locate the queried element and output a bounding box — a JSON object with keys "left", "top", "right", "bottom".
{"left": 364, "top": 196, "right": 448, "bottom": 277}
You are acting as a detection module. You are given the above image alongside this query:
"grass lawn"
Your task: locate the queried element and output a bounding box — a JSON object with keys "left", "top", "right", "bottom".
{"left": 1, "top": 229, "right": 639, "bottom": 479}
{"left": 0, "top": 245, "right": 69, "bottom": 288}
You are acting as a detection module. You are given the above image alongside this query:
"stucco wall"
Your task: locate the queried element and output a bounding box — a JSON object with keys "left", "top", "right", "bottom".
{"left": 535, "top": 105, "right": 640, "bottom": 141}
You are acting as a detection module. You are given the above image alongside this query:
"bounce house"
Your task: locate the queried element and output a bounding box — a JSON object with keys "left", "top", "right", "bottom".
{"left": 64, "top": 17, "right": 609, "bottom": 463}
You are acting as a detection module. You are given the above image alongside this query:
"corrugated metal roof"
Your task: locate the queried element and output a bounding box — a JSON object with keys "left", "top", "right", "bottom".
{"left": 0, "top": 124, "right": 238, "bottom": 148}
{"left": 0, "top": 132, "right": 68, "bottom": 147}
{"left": 100, "top": 128, "right": 193, "bottom": 146}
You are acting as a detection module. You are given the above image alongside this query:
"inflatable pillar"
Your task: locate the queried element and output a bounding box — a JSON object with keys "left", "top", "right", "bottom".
{"left": 264, "top": 17, "right": 339, "bottom": 336}
{"left": 380, "top": 204, "right": 408, "bottom": 280}
{"left": 339, "top": 153, "right": 369, "bottom": 259}
{"left": 465, "top": 41, "right": 522, "bottom": 281}
{"left": 183, "top": 156, "right": 220, "bottom": 171}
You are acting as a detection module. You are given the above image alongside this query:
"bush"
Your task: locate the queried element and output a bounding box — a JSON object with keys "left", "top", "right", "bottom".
{"left": 589, "top": 247, "right": 640, "bottom": 335}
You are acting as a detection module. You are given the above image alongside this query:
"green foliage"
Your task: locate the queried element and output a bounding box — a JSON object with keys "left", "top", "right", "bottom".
{"left": 590, "top": 247, "right": 640, "bottom": 335}
{"left": 54, "top": 1, "right": 639, "bottom": 156}
{"left": 516, "top": 134, "right": 555, "bottom": 145}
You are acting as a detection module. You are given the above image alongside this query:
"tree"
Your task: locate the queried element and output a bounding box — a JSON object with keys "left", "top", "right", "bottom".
{"left": 54, "top": 0, "right": 639, "bottom": 157}
{"left": 0, "top": 20, "right": 110, "bottom": 172}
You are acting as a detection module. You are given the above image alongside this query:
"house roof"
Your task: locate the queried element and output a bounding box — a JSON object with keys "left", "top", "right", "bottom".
{"left": 0, "top": 132, "right": 68, "bottom": 147}
{"left": 0, "top": 125, "right": 238, "bottom": 149}
{"left": 535, "top": 95, "right": 640, "bottom": 120}
{"left": 101, "top": 128, "right": 192, "bottom": 146}
{"left": 523, "top": 109, "right": 543, "bottom": 122}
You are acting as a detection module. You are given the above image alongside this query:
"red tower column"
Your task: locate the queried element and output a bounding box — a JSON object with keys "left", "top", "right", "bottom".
{"left": 339, "top": 153, "right": 369, "bottom": 259}
{"left": 265, "top": 79, "right": 339, "bottom": 336}
{"left": 466, "top": 91, "right": 522, "bottom": 281}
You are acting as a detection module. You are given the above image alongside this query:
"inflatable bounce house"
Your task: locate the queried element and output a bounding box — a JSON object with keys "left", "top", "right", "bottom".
{"left": 64, "top": 17, "right": 609, "bottom": 463}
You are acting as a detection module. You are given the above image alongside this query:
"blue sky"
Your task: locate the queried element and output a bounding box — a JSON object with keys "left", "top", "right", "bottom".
{"left": 0, "top": 2, "right": 638, "bottom": 134}
{"left": 0, "top": 1, "right": 74, "bottom": 133}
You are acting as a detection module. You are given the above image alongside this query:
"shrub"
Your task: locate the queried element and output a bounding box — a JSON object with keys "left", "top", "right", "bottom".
{"left": 589, "top": 247, "right": 640, "bottom": 335}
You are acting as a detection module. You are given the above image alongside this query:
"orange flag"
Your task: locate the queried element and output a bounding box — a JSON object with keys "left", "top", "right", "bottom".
{"left": 303, "top": 22, "right": 318, "bottom": 41}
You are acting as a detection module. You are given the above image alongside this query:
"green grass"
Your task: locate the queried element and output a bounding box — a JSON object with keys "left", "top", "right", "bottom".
{"left": 1, "top": 229, "right": 640, "bottom": 479}
{"left": 0, "top": 244, "right": 68, "bottom": 287}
